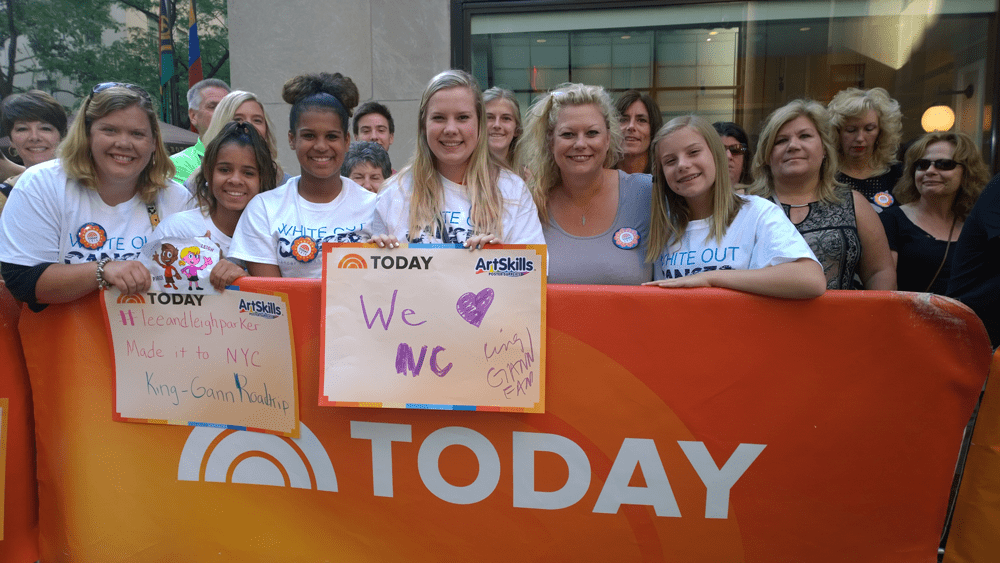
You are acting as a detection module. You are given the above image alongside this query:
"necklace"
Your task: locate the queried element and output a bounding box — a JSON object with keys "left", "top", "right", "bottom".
{"left": 772, "top": 195, "right": 814, "bottom": 209}
{"left": 564, "top": 184, "right": 603, "bottom": 226}
{"left": 581, "top": 197, "right": 597, "bottom": 225}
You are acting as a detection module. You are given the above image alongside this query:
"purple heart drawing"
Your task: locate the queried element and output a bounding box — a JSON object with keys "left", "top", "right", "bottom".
{"left": 456, "top": 288, "right": 495, "bottom": 328}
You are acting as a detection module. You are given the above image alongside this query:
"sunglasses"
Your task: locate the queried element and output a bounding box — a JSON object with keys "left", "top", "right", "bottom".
{"left": 915, "top": 158, "right": 960, "bottom": 171}
{"left": 725, "top": 144, "right": 748, "bottom": 156}
{"left": 84, "top": 82, "right": 153, "bottom": 119}
{"left": 91, "top": 82, "right": 151, "bottom": 100}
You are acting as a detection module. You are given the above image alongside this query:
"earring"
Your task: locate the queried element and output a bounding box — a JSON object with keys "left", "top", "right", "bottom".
{"left": 8, "top": 146, "right": 17, "bottom": 158}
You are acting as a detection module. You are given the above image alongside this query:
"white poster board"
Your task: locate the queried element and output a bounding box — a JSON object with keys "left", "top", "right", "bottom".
{"left": 320, "top": 243, "right": 546, "bottom": 412}
{"left": 101, "top": 288, "right": 299, "bottom": 436}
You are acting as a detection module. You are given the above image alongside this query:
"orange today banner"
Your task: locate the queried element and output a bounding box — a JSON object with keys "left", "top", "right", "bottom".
{"left": 8, "top": 281, "right": 992, "bottom": 562}
{"left": 0, "top": 287, "right": 38, "bottom": 562}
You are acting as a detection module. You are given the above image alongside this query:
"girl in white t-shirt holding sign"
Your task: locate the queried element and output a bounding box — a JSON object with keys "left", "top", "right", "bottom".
{"left": 155, "top": 121, "right": 278, "bottom": 290}
{"left": 643, "top": 115, "right": 826, "bottom": 298}
{"left": 229, "top": 72, "right": 376, "bottom": 278}
{"left": 373, "top": 70, "right": 543, "bottom": 248}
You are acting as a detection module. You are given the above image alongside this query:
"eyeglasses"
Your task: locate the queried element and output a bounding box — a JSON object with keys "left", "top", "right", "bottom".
{"left": 725, "top": 144, "right": 748, "bottom": 156}
{"left": 914, "top": 158, "right": 960, "bottom": 171}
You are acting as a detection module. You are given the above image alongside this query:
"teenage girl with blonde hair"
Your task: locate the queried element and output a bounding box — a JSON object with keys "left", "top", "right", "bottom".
{"left": 643, "top": 115, "right": 825, "bottom": 298}
{"left": 373, "top": 70, "right": 543, "bottom": 248}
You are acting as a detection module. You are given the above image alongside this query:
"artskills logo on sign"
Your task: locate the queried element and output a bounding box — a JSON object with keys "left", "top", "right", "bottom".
{"left": 474, "top": 256, "right": 535, "bottom": 277}
{"left": 238, "top": 298, "right": 283, "bottom": 320}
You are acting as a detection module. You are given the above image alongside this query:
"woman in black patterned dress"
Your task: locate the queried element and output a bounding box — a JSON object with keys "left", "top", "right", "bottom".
{"left": 749, "top": 99, "right": 896, "bottom": 290}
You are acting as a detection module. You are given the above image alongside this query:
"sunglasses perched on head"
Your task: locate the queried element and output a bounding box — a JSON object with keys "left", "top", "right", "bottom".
{"left": 724, "top": 144, "right": 748, "bottom": 156}
{"left": 91, "top": 82, "right": 151, "bottom": 100}
{"left": 914, "top": 158, "right": 960, "bottom": 171}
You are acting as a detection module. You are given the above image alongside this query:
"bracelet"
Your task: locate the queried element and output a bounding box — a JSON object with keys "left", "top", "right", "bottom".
{"left": 96, "top": 258, "right": 112, "bottom": 289}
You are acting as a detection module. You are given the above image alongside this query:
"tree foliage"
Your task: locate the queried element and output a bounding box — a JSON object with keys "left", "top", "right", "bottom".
{"left": 0, "top": 0, "right": 120, "bottom": 99}
{"left": 0, "top": 0, "right": 228, "bottom": 123}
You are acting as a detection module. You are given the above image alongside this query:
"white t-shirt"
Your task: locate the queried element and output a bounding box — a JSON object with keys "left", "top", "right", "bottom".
{"left": 0, "top": 159, "right": 194, "bottom": 266}
{"left": 374, "top": 169, "right": 545, "bottom": 244}
{"left": 155, "top": 208, "right": 233, "bottom": 256}
{"left": 228, "top": 176, "right": 376, "bottom": 279}
{"left": 653, "top": 195, "right": 818, "bottom": 281}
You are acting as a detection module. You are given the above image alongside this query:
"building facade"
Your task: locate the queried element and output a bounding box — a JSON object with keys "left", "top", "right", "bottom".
{"left": 231, "top": 0, "right": 998, "bottom": 172}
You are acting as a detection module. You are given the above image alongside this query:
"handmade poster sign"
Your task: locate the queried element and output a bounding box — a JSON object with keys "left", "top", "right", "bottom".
{"left": 141, "top": 236, "right": 221, "bottom": 294}
{"left": 0, "top": 398, "right": 6, "bottom": 540}
{"left": 321, "top": 243, "right": 546, "bottom": 411}
{"left": 100, "top": 288, "right": 299, "bottom": 437}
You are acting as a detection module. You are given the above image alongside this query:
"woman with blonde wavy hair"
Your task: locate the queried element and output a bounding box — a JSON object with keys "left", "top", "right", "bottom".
{"left": 199, "top": 90, "right": 286, "bottom": 185}
{"left": 373, "top": 70, "right": 543, "bottom": 248}
{"left": 749, "top": 99, "right": 895, "bottom": 290}
{"left": 879, "top": 131, "right": 989, "bottom": 293}
{"left": 517, "top": 82, "right": 651, "bottom": 284}
{"left": 827, "top": 87, "right": 903, "bottom": 210}
{"left": 0, "top": 83, "right": 194, "bottom": 308}
{"left": 642, "top": 115, "right": 824, "bottom": 298}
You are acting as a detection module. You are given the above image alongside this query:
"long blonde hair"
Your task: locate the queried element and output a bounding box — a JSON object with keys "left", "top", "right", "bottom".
{"left": 60, "top": 85, "right": 175, "bottom": 203}
{"left": 646, "top": 115, "right": 744, "bottom": 262}
{"left": 401, "top": 69, "right": 504, "bottom": 241}
{"left": 201, "top": 90, "right": 283, "bottom": 179}
{"left": 748, "top": 99, "right": 842, "bottom": 204}
{"left": 517, "top": 83, "right": 623, "bottom": 223}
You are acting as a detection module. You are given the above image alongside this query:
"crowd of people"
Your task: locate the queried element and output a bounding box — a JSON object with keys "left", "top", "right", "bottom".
{"left": 0, "top": 72, "right": 996, "bottom": 345}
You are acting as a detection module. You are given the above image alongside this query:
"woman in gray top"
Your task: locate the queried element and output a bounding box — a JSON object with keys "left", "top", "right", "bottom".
{"left": 518, "top": 83, "right": 653, "bottom": 284}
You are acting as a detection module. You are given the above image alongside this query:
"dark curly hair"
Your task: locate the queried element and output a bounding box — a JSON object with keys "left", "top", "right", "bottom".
{"left": 193, "top": 121, "right": 278, "bottom": 214}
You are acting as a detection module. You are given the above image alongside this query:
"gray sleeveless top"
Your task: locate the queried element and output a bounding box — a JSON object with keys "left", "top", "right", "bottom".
{"left": 544, "top": 170, "right": 653, "bottom": 285}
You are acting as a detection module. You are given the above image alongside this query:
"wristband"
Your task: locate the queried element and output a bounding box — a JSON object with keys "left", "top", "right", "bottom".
{"left": 96, "top": 257, "right": 112, "bottom": 289}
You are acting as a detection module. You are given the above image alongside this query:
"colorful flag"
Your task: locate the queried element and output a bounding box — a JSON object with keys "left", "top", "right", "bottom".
{"left": 158, "top": 0, "right": 174, "bottom": 87}
{"left": 158, "top": 0, "right": 174, "bottom": 121}
{"left": 188, "top": 0, "right": 204, "bottom": 87}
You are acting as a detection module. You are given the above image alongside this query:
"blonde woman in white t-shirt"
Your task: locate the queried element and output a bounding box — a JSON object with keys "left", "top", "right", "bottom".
{"left": 372, "top": 70, "right": 543, "bottom": 249}
{"left": 643, "top": 115, "right": 825, "bottom": 298}
{"left": 0, "top": 83, "right": 192, "bottom": 309}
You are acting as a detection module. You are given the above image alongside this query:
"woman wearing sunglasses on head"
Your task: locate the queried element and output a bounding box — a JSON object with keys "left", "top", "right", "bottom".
{"left": 0, "top": 83, "right": 194, "bottom": 310}
{"left": 879, "top": 132, "right": 989, "bottom": 293}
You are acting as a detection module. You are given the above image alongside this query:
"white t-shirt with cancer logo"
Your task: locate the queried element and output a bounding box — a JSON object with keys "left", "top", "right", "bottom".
{"left": 374, "top": 168, "right": 544, "bottom": 245}
{"left": 228, "top": 176, "right": 376, "bottom": 279}
{"left": 0, "top": 159, "right": 194, "bottom": 267}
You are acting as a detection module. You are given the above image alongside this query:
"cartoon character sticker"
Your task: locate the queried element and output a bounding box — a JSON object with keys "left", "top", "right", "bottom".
{"left": 151, "top": 242, "right": 180, "bottom": 290}
{"left": 179, "top": 246, "right": 213, "bottom": 290}
{"left": 141, "top": 236, "right": 222, "bottom": 295}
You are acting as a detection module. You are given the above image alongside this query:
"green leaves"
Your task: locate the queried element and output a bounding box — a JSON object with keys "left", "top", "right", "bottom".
{"left": 0, "top": 0, "right": 229, "bottom": 126}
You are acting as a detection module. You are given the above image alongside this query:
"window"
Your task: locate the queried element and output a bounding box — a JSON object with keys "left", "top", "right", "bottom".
{"left": 465, "top": 0, "right": 997, "bottom": 165}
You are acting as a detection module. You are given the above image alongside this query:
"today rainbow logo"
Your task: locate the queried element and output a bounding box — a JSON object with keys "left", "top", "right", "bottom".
{"left": 338, "top": 254, "right": 368, "bottom": 269}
